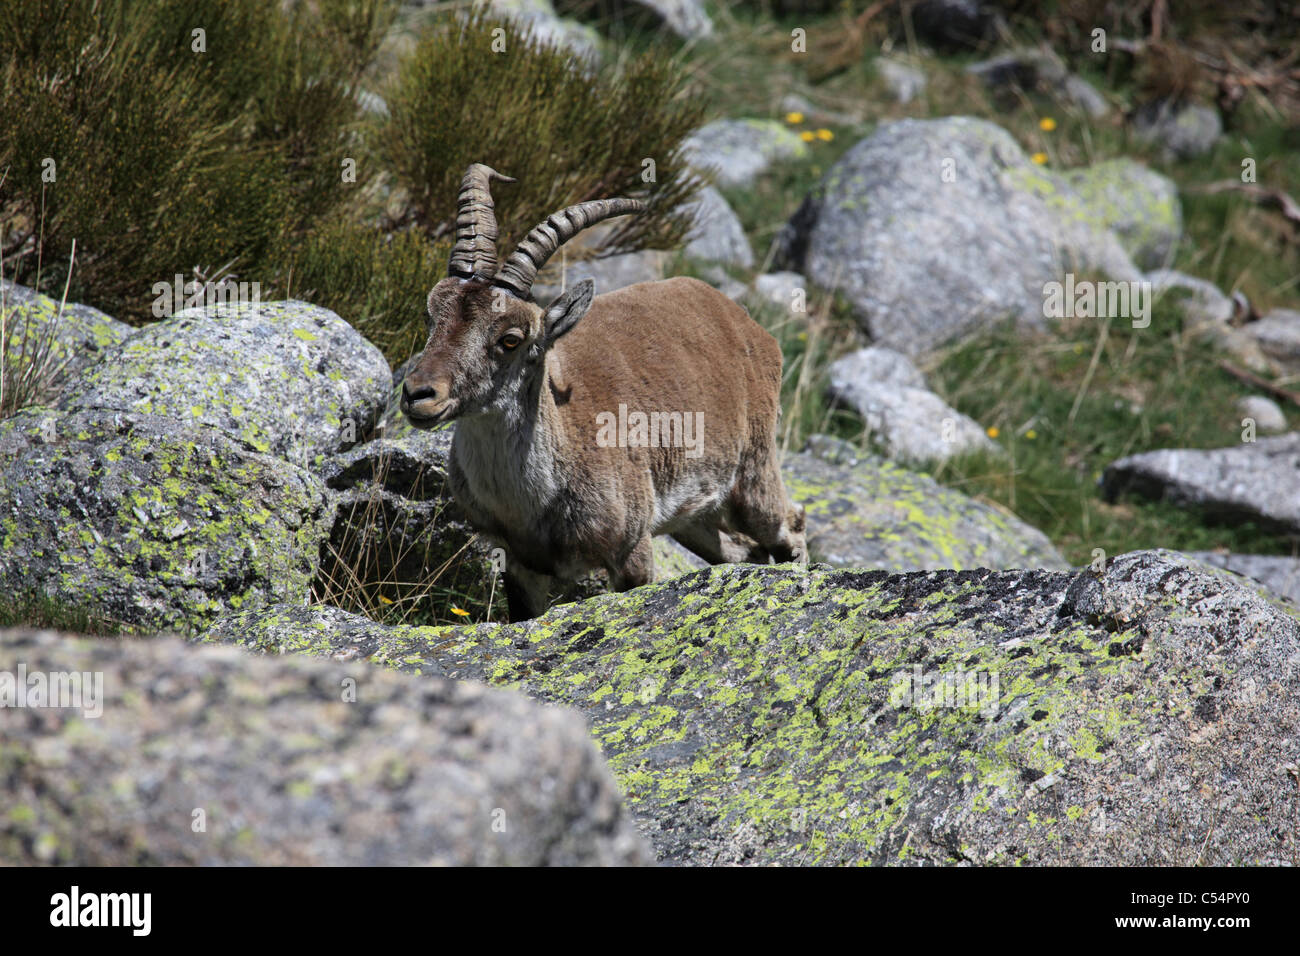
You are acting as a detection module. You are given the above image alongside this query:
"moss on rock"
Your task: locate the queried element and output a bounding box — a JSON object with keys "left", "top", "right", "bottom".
{"left": 55, "top": 299, "right": 390, "bottom": 468}
{"left": 785, "top": 436, "right": 1068, "bottom": 571}
{"left": 0, "top": 407, "right": 331, "bottom": 635}
{"left": 201, "top": 549, "right": 1300, "bottom": 865}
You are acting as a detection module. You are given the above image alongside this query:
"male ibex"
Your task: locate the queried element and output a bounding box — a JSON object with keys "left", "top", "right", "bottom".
{"left": 402, "top": 164, "right": 806, "bottom": 619}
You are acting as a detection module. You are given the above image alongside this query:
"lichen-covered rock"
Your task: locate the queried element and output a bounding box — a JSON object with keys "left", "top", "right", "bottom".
{"left": 682, "top": 119, "right": 810, "bottom": 189}
{"left": 201, "top": 549, "right": 1300, "bottom": 865}
{"left": 0, "top": 280, "right": 131, "bottom": 399}
{"left": 827, "top": 348, "right": 998, "bottom": 464}
{"left": 0, "top": 408, "right": 330, "bottom": 634}
{"left": 0, "top": 627, "right": 652, "bottom": 865}
{"left": 1185, "top": 551, "right": 1300, "bottom": 606}
{"left": 1057, "top": 160, "right": 1181, "bottom": 269}
{"left": 682, "top": 186, "right": 754, "bottom": 267}
{"left": 1103, "top": 433, "right": 1300, "bottom": 535}
{"left": 56, "top": 300, "right": 391, "bottom": 468}
{"left": 784, "top": 436, "right": 1066, "bottom": 570}
{"left": 777, "top": 117, "right": 1148, "bottom": 358}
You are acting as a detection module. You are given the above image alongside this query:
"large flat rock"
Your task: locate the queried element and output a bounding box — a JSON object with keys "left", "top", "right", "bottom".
{"left": 199, "top": 550, "right": 1300, "bottom": 865}
{"left": 1102, "top": 433, "right": 1300, "bottom": 535}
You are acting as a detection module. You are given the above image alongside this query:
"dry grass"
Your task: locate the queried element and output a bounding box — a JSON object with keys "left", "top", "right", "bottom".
{"left": 310, "top": 444, "right": 506, "bottom": 626}
{"left": 0, "top": 235, "right": 77, "bottom": 420}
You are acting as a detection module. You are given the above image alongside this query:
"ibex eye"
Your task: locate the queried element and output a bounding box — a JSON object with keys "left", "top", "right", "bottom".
{"left": 499, "top": 332, "right": 523, "bottom": 351}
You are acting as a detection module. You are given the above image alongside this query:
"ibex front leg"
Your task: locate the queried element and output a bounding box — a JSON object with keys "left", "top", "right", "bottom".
{"left": 504, "top": 563, "right": 552, "bottom": 621}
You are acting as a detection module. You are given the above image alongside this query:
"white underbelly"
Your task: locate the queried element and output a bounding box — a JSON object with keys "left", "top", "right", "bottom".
{"left": 651, "top": 470, "right": 733, "bottom": 533}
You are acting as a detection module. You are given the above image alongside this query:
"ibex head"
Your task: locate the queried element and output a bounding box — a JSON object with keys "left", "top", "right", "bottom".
{"left": 402, "top": 164, "right": 643, "bottom": 428}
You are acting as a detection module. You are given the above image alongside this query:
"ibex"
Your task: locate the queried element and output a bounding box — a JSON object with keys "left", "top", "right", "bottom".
{"left": 401, "top": 164, "right": 807, "bottom": 619}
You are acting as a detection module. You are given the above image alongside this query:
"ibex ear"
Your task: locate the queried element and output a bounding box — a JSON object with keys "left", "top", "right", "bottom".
{"left": 541, "top": 279, "right": 594, "bottom": 348}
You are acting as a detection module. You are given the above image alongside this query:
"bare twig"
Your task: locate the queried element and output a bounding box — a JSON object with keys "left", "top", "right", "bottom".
{"left": 1218, "top": 360, "right": 1300, "bottom": 408}
{"left": 1191, "top": 181, "right": 1300, "bottom": 230}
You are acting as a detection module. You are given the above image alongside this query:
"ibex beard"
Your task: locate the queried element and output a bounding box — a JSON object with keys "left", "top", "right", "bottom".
{"left": 402, "top": 164, "right": 808, "bottom": 621}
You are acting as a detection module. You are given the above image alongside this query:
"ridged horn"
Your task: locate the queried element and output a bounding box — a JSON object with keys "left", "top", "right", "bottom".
{"left": 447, "top": 164, "right": 516, "bottom": 280}
{"left": 493, "top": 198, "right": 646, "bottom": 300}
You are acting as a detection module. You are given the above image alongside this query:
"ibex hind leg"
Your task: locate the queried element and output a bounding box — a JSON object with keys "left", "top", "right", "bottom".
{"left": 731, "top": 457, "right": 808, "bottom": 565}
{"left": 504, "top": 564, "right": 553, "bottom": 621}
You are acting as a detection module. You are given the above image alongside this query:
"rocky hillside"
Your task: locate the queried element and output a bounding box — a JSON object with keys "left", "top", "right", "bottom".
{"left": 3, "top": 0, "right": 1300, "bottom": 867}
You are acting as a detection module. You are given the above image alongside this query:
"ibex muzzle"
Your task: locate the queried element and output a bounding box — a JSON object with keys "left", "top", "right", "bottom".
{"left": 403, "top": 164, "right": 807, "bottom": 620}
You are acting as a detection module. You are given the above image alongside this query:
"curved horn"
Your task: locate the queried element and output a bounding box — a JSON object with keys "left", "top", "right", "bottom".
{"left": 493, "top": 198, "right": 645, "bottom": 300}
{"left": 447, "top": 164, "right": 517, "bottom": 280}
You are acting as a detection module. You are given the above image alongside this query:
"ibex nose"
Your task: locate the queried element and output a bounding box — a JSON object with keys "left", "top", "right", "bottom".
{"left": 401, "top": 373, "right": 455, "bottom": 426}
{"left": 402, "top": 381, "right": 441, "bottom": 405}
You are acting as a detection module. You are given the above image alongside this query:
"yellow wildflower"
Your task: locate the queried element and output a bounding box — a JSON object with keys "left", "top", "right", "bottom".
{"left": 1039, "top": 117, "right": 1057, "bottom": 131}
{"left": 785, "top": 111, "right": 804, "bottom": 124}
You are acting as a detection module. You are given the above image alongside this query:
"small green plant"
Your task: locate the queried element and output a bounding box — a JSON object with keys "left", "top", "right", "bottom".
{"left": 1, "top": 283, "right": 68, "bottom": 420}
{"left": 0, "top": 228, "right": 81, "bottom": 419}
{"left": 0, "top": 590, "right": 130, "bottom": 636}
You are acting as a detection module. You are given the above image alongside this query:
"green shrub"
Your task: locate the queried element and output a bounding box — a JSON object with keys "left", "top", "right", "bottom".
{"left": 0, "top": 0, "right": 394, "bottom": 320}
{"left": 372, "top": 9, "right": 705, "bottom": 258}
{"left": 280, "top": 218, "right": 449, "bottom": 365}
{"left": 2, "top": 1, "right": 706, "bottom": 363}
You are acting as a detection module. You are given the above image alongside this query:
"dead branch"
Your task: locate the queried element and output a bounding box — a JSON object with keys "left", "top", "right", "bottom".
{"left": 1219, "top": 360, "right": 1300, "bottom": 408}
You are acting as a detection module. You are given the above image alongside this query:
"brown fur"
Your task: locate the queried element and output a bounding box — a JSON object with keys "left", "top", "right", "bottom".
{"left": 402, "top": 274, "right": 806, "bottom": 619}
